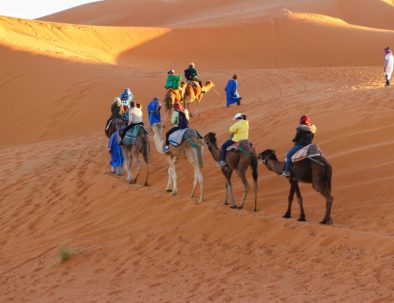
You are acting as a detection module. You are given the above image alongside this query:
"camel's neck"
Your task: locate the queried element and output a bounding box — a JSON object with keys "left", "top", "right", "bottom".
{"left": 151, "top": 124, "right": 165, "bottom": 153}
{"left": 206, "top": 141, "right": 221, "bottom": 162}
{"left": 267, "top": 159, "right": 284, "bottom": 175}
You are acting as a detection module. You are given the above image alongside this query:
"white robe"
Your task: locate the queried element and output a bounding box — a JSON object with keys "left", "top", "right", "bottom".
{"left": 384, "top": 53, "right": 394, "bottom": 80}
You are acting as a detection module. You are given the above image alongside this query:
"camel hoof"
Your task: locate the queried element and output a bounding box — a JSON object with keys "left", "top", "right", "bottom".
{"left": 251, "top": 208, "right": 256, "bottom": 212}
{"left": 172, "top": 191, "right": 177, "bottom": 196}
{"left": 144, "top": 182, "right": 148, "bottom": 187}
{"left": 230, "top": 205, "right": 237, "bottom": 209}
{"left": 320, "top": 218, "right": 333, "bottom": 225}
{"left": 223, "top": 202, "right": 228, "bottom": 205}
{"left": 283, "top": 213, "right": 291, "bottom": 219}
{"left": 127, "top": 178, "right": 136, "bottom": 184}
{"left": 237, "top": 206, "right": 243, "bottom": 210}
{"left": 166, "top": 189, "right": 172, "bottom": 192}
{"left": 297, "top": 216, "right": 306, "bottom": 222}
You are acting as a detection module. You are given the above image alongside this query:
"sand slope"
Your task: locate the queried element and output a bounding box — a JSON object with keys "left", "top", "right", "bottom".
{"left": 1, "top": 0, "right": 394, "bottom": 302}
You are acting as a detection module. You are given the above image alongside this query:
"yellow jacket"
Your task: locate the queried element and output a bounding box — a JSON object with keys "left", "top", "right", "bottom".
{"left": 229, "top": 120, "right": 249, "bottom": 142}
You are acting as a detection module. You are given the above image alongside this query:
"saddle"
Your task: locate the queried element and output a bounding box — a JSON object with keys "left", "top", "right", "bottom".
{"left": 168, "top": 128, "right": 203, "bottom": 147}
{"left": 168, "top": 128, "right": 189, "bottom": 147}
{"left": 291, "top": 144, "right": 322, "bottom": 163}
{"left": 226, "top": 140, "right": 253, "bottom": 152}
{"left": 122, "top": 125, "right": 149, "bottom": 145}
{"left": 188, "top": 80, "right": 201, "bottom": 89}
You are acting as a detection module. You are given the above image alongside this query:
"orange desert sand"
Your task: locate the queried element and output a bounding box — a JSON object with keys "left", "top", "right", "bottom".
{"left": 1, "top": 0, "right": 394, "bottom": 302}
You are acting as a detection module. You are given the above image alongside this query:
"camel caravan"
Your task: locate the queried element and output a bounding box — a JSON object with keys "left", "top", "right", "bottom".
{"left": 104, "top": 64, "right": 334, "bottom": 225}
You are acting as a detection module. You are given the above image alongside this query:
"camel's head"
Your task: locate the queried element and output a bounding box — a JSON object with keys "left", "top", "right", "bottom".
{"left": 205, "top": 81, "right": 215, "bottom": 88}
{"left": 203, "top": 132, "right": 217, "bottom": 147}
{"left": 258, "top": 149, "right": 277, "bottom": 165}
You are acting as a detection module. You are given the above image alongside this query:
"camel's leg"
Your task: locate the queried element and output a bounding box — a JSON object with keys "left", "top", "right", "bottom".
{"left": 284, "top": 185, "right": 295, "bottom": 218}
{"left": 223, "top": 169, "right": 233, "bottom": 205}
{"left": 320, "top": 194, "right": 334, "bottom": 225}
{"left": 124, "top": 151, "right": 135, "bottom": 184}
{"left": 166, "top": 167, "right": 172, "bottom": 192}
{"left": 196, "top": 165, "right": 204, "bottom": 203}
{"left": 143, "top": 161, "right": 150, "bottom": 187}
{"left": 237, "top": 170, "right": 250, "bottom": 210}
{"left": 170, "top": 159, "right": 177, "bottom": 196}
{"left": 223, "top": 169, "right": 236, "bottom": 208}
{"left": 191, "top": 169, "right": 197, "bottom": 198}
{"left": 293, "top": 180, "right": 306, "bottom": 221}
{"left": 224, "top": 183, "right": 229, "bottom": 205}
{"left": 133, "top": 155, "right": 141, "bottom": 183}
{"left": 252, "top": 180, "right": 258, "bottom": 212}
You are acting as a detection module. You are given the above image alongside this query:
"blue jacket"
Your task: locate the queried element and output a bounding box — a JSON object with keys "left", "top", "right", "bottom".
{"left": 225, "top": 79, "right": 240, "bottom": 105}
{"left": 147, "top": 97, "right": 161, "bottom": 126}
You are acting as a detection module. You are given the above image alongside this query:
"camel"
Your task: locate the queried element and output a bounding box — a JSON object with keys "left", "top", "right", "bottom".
{"left": 183, "top": 80, "right": 215, "bottom": 116}
{"left": 164, "top": 82, "right": 187, "bottom": 115}
{"left": 258, "top": 149, "right": 333, "bottom": 224}
{"left": 121, "top": 125, "right": 150, "bottom": 186}
{"left": 105, "top": 117, "right": 125, "bottom": 138}
{"left": 151, "top": 123, "right": 204, "bottom": 202}
{"left": 203, "top": 132, "right": 258, "bottom": 211}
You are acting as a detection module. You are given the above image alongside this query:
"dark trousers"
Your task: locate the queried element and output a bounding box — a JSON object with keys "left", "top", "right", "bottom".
{"left": 120, "top": 122, "right": 144, "bottom": 139}
{"left": 166, "top": 127, "right": 181, "bottom": 145}
{"left": 221, "top": 140, "right": 235, "bottom": 161}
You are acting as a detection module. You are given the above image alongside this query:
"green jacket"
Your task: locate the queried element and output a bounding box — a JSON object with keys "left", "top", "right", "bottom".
{"left": 165, "top": 74, "right": 182, "bottom": 89}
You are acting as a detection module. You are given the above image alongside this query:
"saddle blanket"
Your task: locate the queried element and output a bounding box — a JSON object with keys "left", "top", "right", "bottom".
{"left": 169, "top": 128, "right": 189, "bottom": 147}
{"left": 291, "top": 144, "right": 322, "bottom": 163}
{"left": 226, "top": 140, "right": 252, "bottom": 151}
{"left": 123, "top": 124, "right": 149, "bottom": 146}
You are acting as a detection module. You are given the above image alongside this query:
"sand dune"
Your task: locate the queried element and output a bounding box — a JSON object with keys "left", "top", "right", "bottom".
{"left": 1, "top": 0, "right": 394, "bottom": 302}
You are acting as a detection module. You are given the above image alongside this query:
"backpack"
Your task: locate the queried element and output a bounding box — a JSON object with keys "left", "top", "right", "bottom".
{"left": 178, "top": 111, "right": 189, "bottom": 129}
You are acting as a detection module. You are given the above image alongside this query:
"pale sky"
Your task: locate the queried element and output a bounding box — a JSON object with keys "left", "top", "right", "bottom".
{"left": 0, "top": 0, "right": 102, "bottom": 19}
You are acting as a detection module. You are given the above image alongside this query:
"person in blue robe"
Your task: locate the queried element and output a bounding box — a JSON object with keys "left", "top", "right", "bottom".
{"left": 147, "top": 97, "right": 161, "bottom": 126}
{"left": 108, "top": 131, "right": 124, "bottom": 175}
{"left": 225, "top": 74, "right": 242, "bottom": 107}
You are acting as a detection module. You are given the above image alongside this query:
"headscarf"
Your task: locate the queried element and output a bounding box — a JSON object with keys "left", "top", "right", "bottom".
{"left": 300, "top": 115, "right": 311, "bottom": 126}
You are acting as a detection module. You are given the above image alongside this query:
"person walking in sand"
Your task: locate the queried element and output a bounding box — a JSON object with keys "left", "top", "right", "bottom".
{"left": 384, "top": 47, "right": 393, "bottom": 87}
{"left": 225, "top": 74, "right": 242, "bottom": 107}
{"left": 108, "top": 125, "right": 124, "bottom": 176}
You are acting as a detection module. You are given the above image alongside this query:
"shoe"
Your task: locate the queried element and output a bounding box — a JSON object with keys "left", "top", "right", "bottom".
{"left": 219, "top": 160, "right": 227, "bottom": 167}
{"left": 281, "top": 171, "right": 290, "bottom": 177}
{"left": 163, "top": 145, "right": 170, "bottom": 153}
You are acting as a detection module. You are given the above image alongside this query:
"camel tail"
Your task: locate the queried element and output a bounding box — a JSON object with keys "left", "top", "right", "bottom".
{"left": 318, "top": 158, "right": 332, "bottom": 196}
{"left": 142, "top": 137, "right": 150, "bottom": 164}
{"left": 250, "top": 153, "right": 258, "bottom": 183}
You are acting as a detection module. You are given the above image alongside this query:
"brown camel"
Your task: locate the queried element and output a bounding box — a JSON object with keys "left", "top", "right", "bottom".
{"left": 204, "top": 132, "right": 258, "bottom": 211}
{"left": 105, "top": 117, "right": 125, "bottom": 138}
{"left": 164, "top": 82, "right": 187, "bottom": 115}
{"left": 183, "top": 80, "right": 215, "bottom": 116}
{"left": 151, "top": 123, "right": 204, "bottom": 202}
{"left": 258, "top": 149, "right": 333, "bottom": 224}
{"left": 121, "top": 126, "right": 150, "bottom": 186}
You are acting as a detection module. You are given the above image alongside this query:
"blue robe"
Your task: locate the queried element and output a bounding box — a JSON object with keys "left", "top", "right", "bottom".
{"left": 225, "top": 79, "right": 240, "bottom": 106}
{"left": 108, "top": 132, "right": 124, "bottom": 168}
{"left": 147, "top": 97, "right": 161, "bottom": 126}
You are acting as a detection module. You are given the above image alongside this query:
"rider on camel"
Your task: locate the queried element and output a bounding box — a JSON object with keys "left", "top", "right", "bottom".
{"left": 119, "top": 102, "right": 144, "bottom": 145}
{"left": 184, "top": 63, "right": 204, "bottom": 92}
{"left": 163, "top": 102, "right": 189, "bottom": 153}
{"left": 219, "top": 113, "right": 249, "bottom": 167}
{"left": 165, "top": 69, "right": 182, "bottom": 102}
{"left": 281, "top": 115, "right": 317, "bottom": 176}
